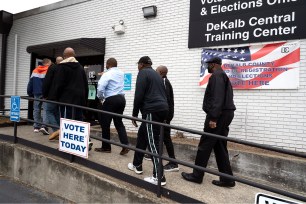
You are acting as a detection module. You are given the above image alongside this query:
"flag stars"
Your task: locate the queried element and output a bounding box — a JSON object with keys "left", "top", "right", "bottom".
{"left": 234, "top": 49, "right": 238, "bottom": 53}
{"left": 240, "top": 49, "right": 245, "bottom": 54}
{"left": 227, "top": 48, "right": 232, "bottom": 52}
{"left": 240, "top": 57, "right": 246, "bottom": 61}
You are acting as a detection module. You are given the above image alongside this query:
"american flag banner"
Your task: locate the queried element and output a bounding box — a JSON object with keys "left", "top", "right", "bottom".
{"left": 200, "top": 41, "right": 300, "bottom": 89}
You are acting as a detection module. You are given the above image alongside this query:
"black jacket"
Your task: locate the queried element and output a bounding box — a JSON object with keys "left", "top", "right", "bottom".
{"left": 52, "top": 62, "right": 88, "bottom": 106}
{"left": 164, "top": 77, "right": 174, "bottom": 121}
{"left": 202, "top": 68, "right": 236, "bottom": 121}
{"left": 42, "top": 64, "right": 57, "bottom": 99}
{"left": 133, "top": 67, "right": 168, "bottom": 117}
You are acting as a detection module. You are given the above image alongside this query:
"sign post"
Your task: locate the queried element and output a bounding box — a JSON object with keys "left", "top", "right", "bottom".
{"left": 10, "top": 96, "right": 20, "bottom": 122}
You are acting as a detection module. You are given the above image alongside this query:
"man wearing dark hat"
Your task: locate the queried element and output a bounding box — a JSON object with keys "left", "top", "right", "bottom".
{"left": 182, "top": 57, "right": 236, "bottom": 187}
{"left": 128, "top": 56, "right": 169, "bottom": 186}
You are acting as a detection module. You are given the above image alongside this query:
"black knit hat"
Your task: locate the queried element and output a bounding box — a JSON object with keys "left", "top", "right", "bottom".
{"left": 138, "top": 56, "right": 152, "bottom": 65}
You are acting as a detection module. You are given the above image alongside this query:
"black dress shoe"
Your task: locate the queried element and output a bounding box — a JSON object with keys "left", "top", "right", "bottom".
{"left": 181, "top": 172, "right": 203, "bottom": 184}
{"left": 212, "top": 180, "right": 235, "bottom": 187}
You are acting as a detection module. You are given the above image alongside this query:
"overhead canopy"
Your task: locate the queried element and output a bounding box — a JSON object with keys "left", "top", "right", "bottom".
{"left": 26, "top": 38, "right": 106, "bottom": 58}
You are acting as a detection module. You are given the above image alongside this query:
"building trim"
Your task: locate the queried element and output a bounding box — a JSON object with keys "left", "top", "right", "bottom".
{"left": 14, "top": 0, "right": 92, "bottom": 20}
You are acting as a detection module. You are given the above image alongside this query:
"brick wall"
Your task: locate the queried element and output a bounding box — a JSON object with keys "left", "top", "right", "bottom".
{"left": 3, "top": 0, "right": 306, "bottom": 152}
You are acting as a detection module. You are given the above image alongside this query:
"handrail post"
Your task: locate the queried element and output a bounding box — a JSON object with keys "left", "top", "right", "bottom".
{"left": 13, "top": 121, "right": 18, "bottom": 143}
{"left": 70, "top": 106, "right": 75, "bottom": 163}
{"left": 157, "top": 124, "right": 164, "bottom": 198}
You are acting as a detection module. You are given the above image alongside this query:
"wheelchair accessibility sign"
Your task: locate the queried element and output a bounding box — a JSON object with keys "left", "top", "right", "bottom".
{"left": 10, "top": 96, "right": 20, "bottom": 122}
{"left": 124, "top": 73, "right": 132, "bottom": 91}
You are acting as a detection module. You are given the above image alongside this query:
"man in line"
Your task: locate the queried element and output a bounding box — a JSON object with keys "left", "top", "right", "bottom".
{"left": 95, "top": 58, "right": 130, "bottom": 155}
{"left": 128, "top": 56, "right": 168, "bottom": 186}
{"left": 43, "top": 56, "right": 63, "bottom": 137}
{"left": 27, "top": 58, "right": 52, "bottom": 135}
{"left": 52, "top": 47, "right": 88, "bottom": 121}
{"left": 156, "top": 65, "right": 178, "bottom": 172}
{"left": 181, "top": 57, "right": 236, "bottom": 187}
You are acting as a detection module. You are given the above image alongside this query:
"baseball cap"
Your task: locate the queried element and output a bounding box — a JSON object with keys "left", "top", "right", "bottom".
{"left": 206, "top": 57, "right": 222, "bottom": 65}
{"left": 138, "top": 56, "right": 152, "bottom": 65}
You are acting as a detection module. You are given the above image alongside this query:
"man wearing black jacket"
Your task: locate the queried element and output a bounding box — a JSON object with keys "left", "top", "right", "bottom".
{"left": 128, "top": 56, "right": 168, "bottom": 186}
{"left": 43, "top": 56, "right": 63, "bottom": 133}
{"left": 52, "top": 48, "right": 88, "bottom": 121}
{"left": 182, "top": 57, "right": 236, "bottom": 187}
{"left": 156, "top": 65, "right": 178, "bottom": 172}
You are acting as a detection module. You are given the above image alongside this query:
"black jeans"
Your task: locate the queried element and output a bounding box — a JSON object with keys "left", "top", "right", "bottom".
{"left": 193, "top": 110, "right": 234, "bottom": 182}
{"left": 164, "top": 118, "right": 176, "bottom": 163}
{"left": 99, "top": 94, "right": 129, "bottom": 150}
{"left": 133, "top": 110, "right": 168, "bottom": 178}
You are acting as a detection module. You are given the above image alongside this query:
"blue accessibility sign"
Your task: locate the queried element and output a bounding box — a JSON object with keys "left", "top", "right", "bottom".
{"left": 10, "top": 96, "right": 20, "bottom": 122}
{"left": 124, "top": 73, "right": 132, "bottom": 91}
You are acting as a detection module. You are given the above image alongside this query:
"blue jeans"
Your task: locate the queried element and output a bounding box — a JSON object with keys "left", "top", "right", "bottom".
{"left": 60, "top": 105, "right": 83, "bottom": 121}
{"left": 45, "top": 102, "right": 60, "bottom": 132}
{"left": 33, "top": 95, "right": 47, "bottom": 129}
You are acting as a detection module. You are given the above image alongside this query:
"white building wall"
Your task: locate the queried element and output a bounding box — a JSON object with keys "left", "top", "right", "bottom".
{"left": 4, "top": 0, "right": 306, "bottom": 152}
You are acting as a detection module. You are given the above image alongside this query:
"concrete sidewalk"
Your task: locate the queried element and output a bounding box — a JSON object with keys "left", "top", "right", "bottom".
{"left": 0, "top": 125, "right": 305, "bottom": 203}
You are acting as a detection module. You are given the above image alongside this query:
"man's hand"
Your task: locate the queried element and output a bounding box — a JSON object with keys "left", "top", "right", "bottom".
{"left": 209, "top": 120, "right": 217, "bottom": 129}
{"left": 132, "top": 120, "right": 138, "bottom": 127}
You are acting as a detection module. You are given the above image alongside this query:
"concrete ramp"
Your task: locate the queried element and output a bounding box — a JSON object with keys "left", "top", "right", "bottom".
{"left": 0, "top": 125, "right": 305, "bottom": 203}
{"left": 0, "top": 141, "right": 169, "bottom": 203}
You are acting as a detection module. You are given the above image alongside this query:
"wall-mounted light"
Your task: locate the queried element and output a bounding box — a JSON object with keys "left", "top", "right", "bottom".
{"left": 112, "top": 20, "right": 125, "bottom": 34}
{"left": 142, "top": 6, "right": 157, "bottom": 18}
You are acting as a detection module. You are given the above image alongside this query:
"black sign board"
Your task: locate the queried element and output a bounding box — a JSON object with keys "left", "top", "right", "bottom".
{"left": 189, "top": 0, "right": 306, "bottom": 48}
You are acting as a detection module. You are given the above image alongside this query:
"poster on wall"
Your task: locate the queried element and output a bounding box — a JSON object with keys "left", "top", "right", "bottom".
{"left": 189, "top": 0, "right": 306, "bottom": 48}
{"left": 199, "top": 41, "right": 300, "bottom": 89}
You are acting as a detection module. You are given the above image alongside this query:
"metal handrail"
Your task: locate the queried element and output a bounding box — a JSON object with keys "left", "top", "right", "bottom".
{"left": 0, "top": 95, "right": 305, "bottom": 202}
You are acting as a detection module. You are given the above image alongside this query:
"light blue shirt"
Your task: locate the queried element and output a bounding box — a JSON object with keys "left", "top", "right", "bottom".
{"left": 97, "top": 67, "right": 125, "bottom": 99}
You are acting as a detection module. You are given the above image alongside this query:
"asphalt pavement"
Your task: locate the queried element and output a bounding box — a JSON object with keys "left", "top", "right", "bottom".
{"left": 0, "top": 177, "right": 66, "bottom": 203}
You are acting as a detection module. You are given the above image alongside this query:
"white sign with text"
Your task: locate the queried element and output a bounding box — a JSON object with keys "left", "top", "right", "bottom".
{"left": 59, "top": 118, "right": 90, "bottom": 159}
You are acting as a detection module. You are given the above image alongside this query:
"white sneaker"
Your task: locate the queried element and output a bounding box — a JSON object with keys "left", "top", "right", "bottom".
{"left": 127, "top": 163, "right": 143, "bottom": 174}
{"left": 144, "top": 176, "right": 166, "bottom": 186}
{"left": 34, "top": 129, "right": 39, "bottom": 133}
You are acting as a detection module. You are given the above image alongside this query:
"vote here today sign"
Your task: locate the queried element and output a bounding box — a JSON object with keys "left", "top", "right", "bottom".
{"left": 59, "top": 118, "right": 90, "bottom": 158}
{"left": 189, "top": 0, "right": 306, "bottom": 48}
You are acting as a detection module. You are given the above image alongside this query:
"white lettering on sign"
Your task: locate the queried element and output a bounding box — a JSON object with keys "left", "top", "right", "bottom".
{"left": 249, "top": 12, "right": 295, "bottom": 26}
{"left": 207, "top": 19, "right": 245, "bottom": 31}
{"left": 267, "top": 0, "right": 297, "bottom": 6}
{"left": 253, "top": 26, "right": 297, "bottom": 38}
{"left": 201, "top": 0, "right": 223, "bottom": 5}
{"left": 204, "top": 11, "right": 298, "bottom": 43}
{"left": 59, "top": 118, "right": 90, "bottom": 158}
{"left": 205, "top": 31, "right": 250, "bottom": 42}
{"left": 210, "top": 0, "right": 263, "bottom": 14}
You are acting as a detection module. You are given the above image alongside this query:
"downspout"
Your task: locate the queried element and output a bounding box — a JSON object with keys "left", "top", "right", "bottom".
{"left": 0, "top": 10, "right": 13, "bottom": 114}
{"left": 13, "top": 34, "right": 18, "bottom": 95}
{"left": 0, "top": 34, "right": 8, "bottom": 114}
